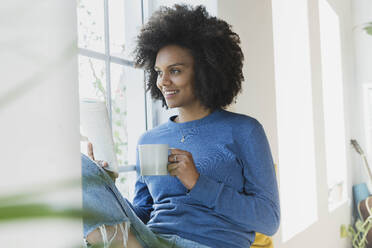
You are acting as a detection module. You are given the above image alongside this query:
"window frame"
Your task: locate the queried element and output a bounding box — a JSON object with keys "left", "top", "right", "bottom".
{"left": 78, "top": 0, "right": 149, "bottom": 173}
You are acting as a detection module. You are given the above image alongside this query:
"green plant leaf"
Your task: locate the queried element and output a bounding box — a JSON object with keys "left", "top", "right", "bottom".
{"left": 340, "top": 224, "right": 348, "bottom": 238}
{"left": 119, "top": 177, "right": 127, "bottom": 184}
{"left": 0, "top": 203, "right": 85, "bottom": 222}
{"left": 364, "top": 26, "right": 372, "bottom": 35}
{"left": 348, "top": 224, "right": 356, "bottom": 237}
{"left": 355, "top": 219, "right": 364, "bottom": 231}
{"left": 0, "top": 178, "right": 80, "bottom": 204}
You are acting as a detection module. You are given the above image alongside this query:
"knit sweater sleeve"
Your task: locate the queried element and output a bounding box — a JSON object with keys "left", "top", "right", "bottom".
{"left": 187, "top": 122, "right": 280, "bottom": 236}
{"left": 130, "top": 143, "right": 154, "bottom": 224}
{"left": 130, "top": 176, "right": 153, "bottom": 224}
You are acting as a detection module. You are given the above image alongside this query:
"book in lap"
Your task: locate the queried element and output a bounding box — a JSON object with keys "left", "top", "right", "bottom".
{"left": 80, "top": 98, "right": 118, "bottom": 174}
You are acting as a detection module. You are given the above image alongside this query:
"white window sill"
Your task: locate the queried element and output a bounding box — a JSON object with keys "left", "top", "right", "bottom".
{"left": 118, "top": 165, "right": 136, "bottom": 173}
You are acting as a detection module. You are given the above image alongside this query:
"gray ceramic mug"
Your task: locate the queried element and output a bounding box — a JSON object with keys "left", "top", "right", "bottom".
{"left": 138, "top": 144, "right": 170, "bottom": 176}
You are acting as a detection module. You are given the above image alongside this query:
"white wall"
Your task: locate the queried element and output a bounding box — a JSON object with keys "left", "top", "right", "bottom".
{"left": 219, "top": 0, "right": 356, "bottom": 247}
{"left": 350, "top": 0, "right": 372, "bottom": 190}
{"left": 0, "top": 0, "right": 82, "bottom": 247}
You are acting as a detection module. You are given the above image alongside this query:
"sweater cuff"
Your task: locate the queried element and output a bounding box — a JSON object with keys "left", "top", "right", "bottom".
{"left": 187, "top": 174, "right": 223, "bottom": 208}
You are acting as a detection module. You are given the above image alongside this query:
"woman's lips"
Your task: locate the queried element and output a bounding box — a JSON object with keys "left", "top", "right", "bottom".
{"left": 164, "top": 90, "right": 179, "bottom": 99}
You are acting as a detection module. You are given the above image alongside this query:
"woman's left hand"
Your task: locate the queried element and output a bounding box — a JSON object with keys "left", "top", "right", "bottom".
{"left": 168, "top": 148, "right": 200, "bottom": 190}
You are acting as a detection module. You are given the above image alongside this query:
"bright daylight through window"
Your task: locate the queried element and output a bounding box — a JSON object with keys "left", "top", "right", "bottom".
{"left": 77, "top": 0, "right": 146, "bottom": 201}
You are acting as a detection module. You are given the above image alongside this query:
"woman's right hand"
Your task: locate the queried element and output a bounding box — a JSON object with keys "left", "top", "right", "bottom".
{"left": 87, "top": 142, "right": 118, "bottom": 181}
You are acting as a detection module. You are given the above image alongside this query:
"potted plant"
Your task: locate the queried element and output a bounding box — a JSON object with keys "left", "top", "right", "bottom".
{"left": 341, "top": 139, "right": 372, "bottom": 247}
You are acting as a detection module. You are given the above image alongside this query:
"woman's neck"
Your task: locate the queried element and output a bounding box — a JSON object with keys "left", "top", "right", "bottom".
{"left": 175, "top": 106, "right": 212, "bottom": 123}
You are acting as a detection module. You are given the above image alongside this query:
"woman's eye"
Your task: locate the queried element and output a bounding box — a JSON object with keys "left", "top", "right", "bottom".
{"left": 170, "top": 69, "right": 180, "bottom": 74}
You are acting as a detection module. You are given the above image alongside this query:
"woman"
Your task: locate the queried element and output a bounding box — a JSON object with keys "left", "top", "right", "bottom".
{"left": 83, "top": 4, "right": 280, "bottom": 248}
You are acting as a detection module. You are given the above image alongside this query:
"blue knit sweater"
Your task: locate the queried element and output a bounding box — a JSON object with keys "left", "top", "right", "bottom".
{"left": 129, "top": 109, "right": 280, "bottom": 248}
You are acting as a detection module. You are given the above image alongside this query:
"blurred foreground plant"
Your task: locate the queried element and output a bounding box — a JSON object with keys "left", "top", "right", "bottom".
{"left": 0, "top": 177, "right": 106, "bottom": 248}
{"left": 0, "top": 178, "right": 84, "bottom": 222}
{"left": 364, "top": 22, "right": 372, "bottom": 35}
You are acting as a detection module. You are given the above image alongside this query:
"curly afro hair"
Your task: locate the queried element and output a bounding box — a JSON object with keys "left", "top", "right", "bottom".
{"left": 133, "top": 4, "right": 244, "bottom": 110}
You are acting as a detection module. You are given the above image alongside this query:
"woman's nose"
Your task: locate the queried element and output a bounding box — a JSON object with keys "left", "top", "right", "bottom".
{"left": 158, "top": 73, "right": 171, "bottom": 86}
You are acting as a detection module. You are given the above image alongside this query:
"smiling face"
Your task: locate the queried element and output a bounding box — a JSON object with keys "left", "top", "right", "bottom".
{"left": 155, "top": 45, "right": 200, "bottom": 110}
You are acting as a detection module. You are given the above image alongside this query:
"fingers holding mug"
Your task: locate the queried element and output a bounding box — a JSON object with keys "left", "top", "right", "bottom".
{"left": 168, "top": 148, "right": 199, "bottom": 190}
{"left": 168, "top": 154, "right": 179, "bottom": 163}
{"left": 167, "top": 163, "right": 178, "bottom": 176}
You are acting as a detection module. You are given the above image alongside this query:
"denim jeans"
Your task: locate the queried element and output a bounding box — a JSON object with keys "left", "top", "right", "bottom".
{"left": 82, "top": 154, "right": 210, "bottom": 248}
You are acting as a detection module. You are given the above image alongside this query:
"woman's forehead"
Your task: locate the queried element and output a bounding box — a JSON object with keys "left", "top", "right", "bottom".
{"left": 155, "top": 45, "right": 194, "bottom": 67}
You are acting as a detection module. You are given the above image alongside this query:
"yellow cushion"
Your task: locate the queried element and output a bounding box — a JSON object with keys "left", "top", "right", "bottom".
{"left": 251, "top": 232, "right": 273, "bottom": 248}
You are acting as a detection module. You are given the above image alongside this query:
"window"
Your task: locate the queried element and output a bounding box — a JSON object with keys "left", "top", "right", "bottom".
{"left": 77, "top": 0, "right": 146, "bottom": 201}
{"left": 318, "top": 0, "right": 348, "bottom": 211}
{"left": 272, "top": 0, "right": 318, "bottom": 242}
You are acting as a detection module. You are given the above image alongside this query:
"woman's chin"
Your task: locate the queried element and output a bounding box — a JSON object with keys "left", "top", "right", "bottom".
{"left": 165, "top": 101, "right": 178, "bottom": 109}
